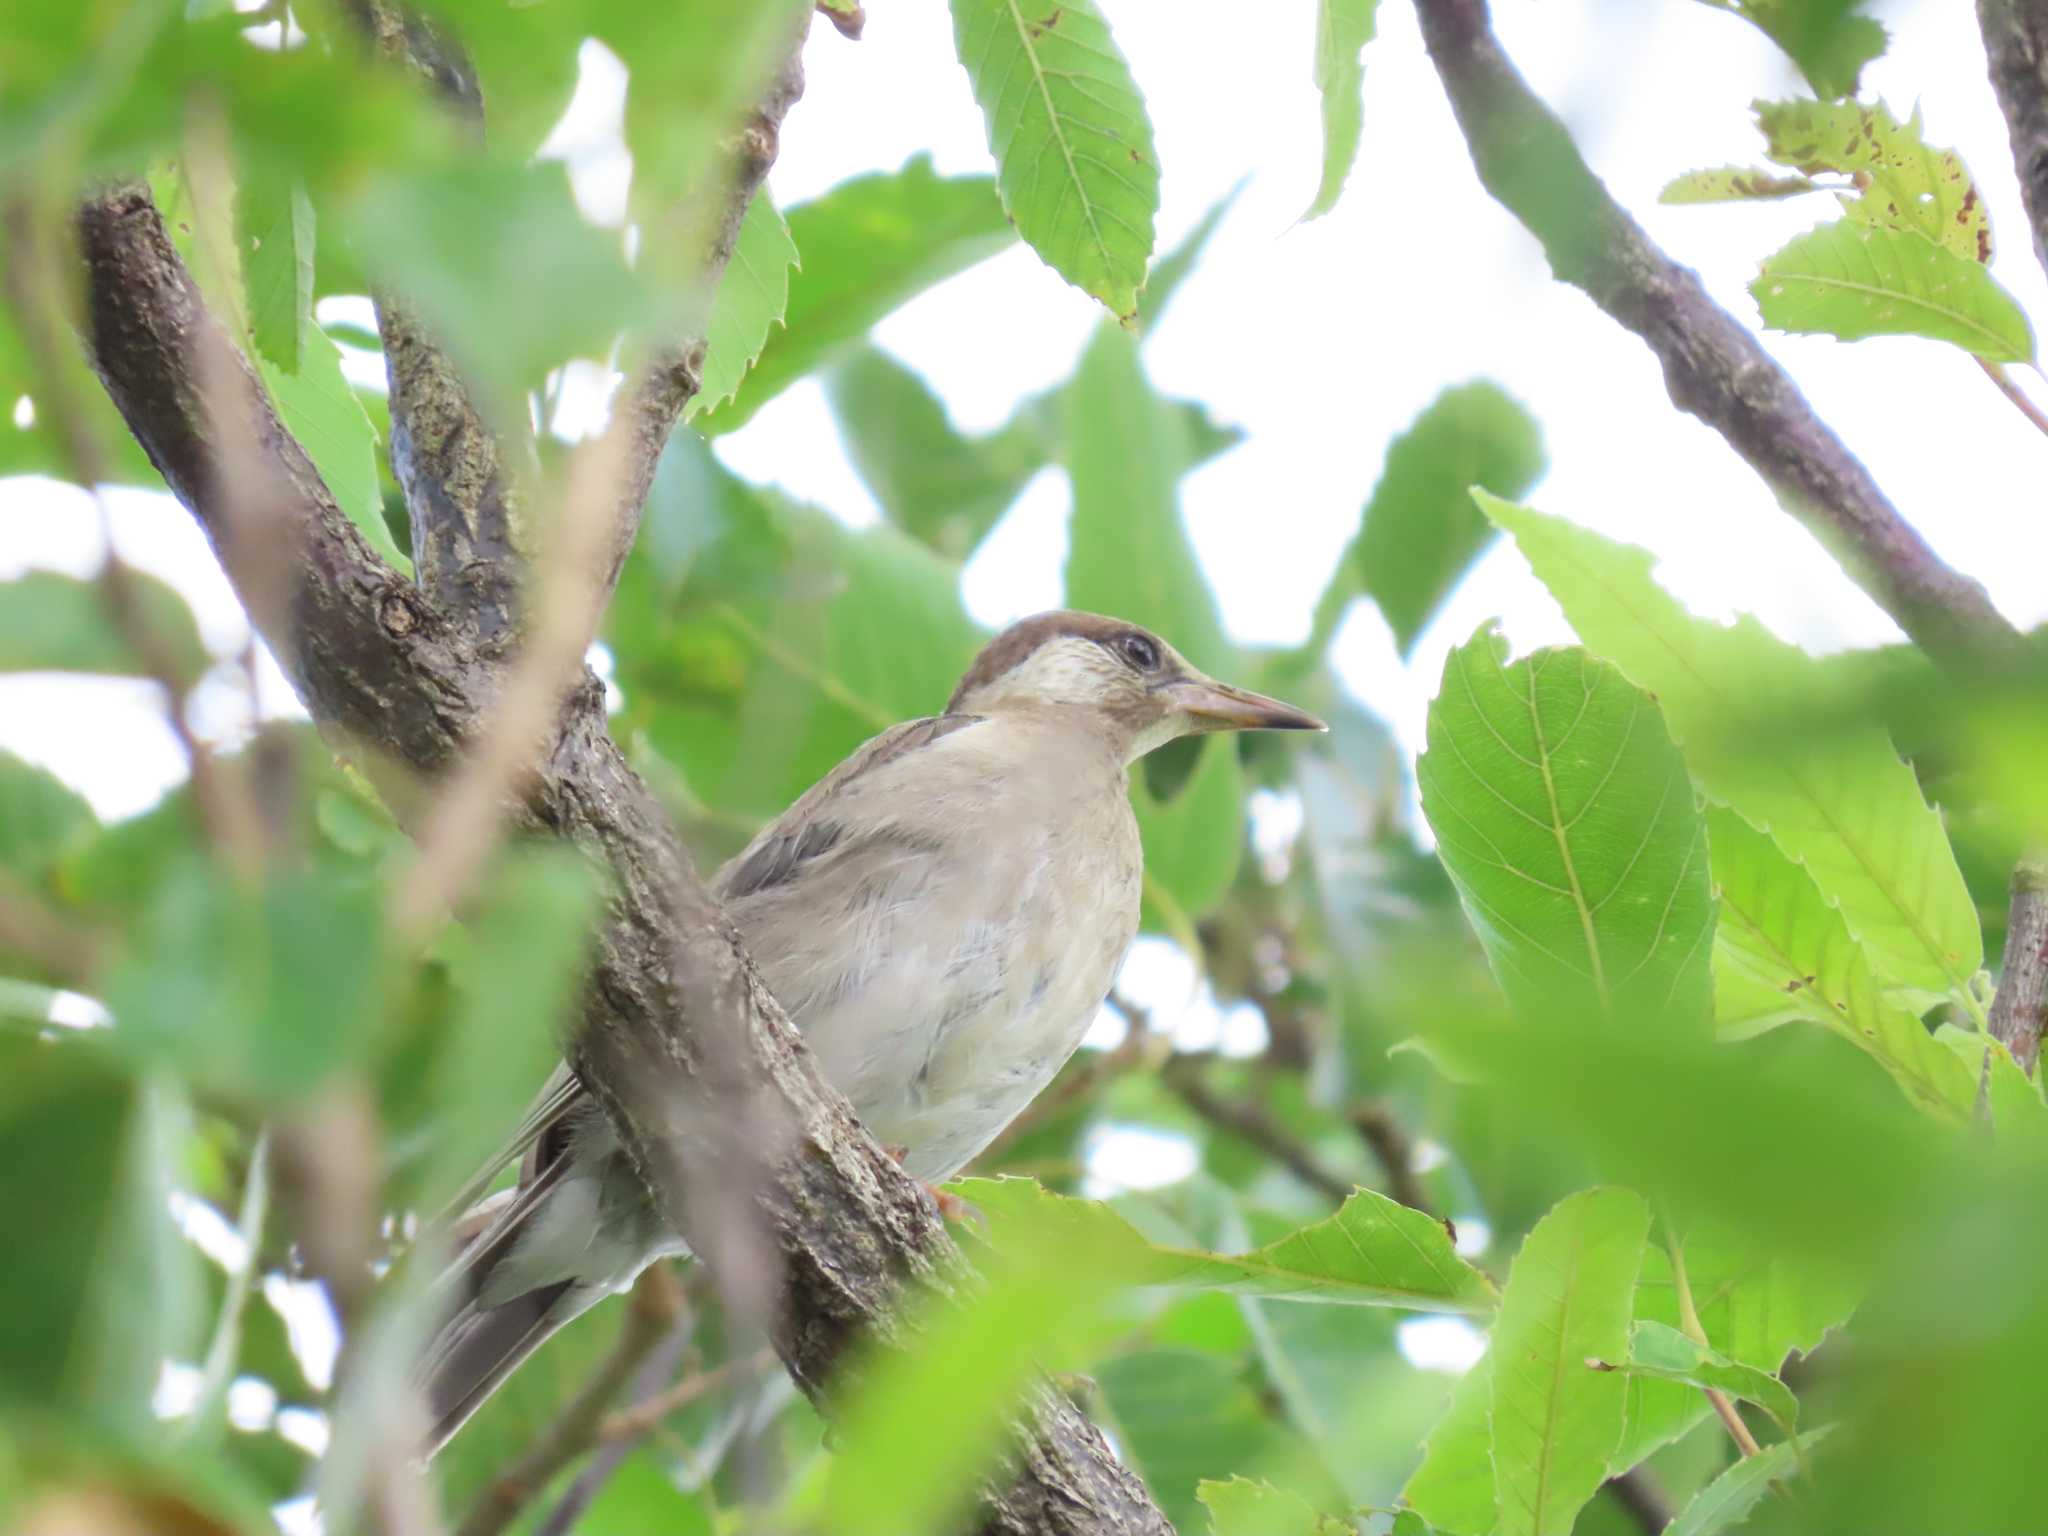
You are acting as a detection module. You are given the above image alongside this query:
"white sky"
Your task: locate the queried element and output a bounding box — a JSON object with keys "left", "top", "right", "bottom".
{"left": 2, "top": 0, "right": 2031, "bottom": 819}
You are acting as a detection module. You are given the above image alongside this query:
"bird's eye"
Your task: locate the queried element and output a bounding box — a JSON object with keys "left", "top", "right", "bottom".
{"left": 1118, "top": 632, "right": 1162, "bottom": 672}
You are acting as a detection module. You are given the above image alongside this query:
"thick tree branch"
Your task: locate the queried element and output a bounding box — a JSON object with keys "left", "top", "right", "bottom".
{"left": 76, "top": 79, "right": 1168, "bottom": 1536}
{"left": 1412, "top": 0, "right": 2019, "bottom": 665}
{"left": 1989, "top": 861, "right": 2048, "bottom": 1075}
{"left": 77, "top": 185, "right": 482, "bottom": 773}
{"left": 1979, "top": 0, "right": 2048, "bottom": 287}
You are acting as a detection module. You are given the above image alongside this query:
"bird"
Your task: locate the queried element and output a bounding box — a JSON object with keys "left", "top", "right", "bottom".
{"left": 417, "top": 609, "right": 1324, "bottom": 1454}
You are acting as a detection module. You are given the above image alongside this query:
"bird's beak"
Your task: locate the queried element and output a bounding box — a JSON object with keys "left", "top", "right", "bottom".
{"left": 1164, "top": 676, "right": 1328, "bottom": 733}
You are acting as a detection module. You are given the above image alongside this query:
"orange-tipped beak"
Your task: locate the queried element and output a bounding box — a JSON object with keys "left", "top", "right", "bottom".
{"left": 1165, "top": 677, "right": 1328, "bottom": 733}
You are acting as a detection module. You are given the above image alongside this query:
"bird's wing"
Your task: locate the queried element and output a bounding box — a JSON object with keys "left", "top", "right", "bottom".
{"left": 715, "top": 713, "right": 985, "bottom": 899}
{"left": 430, "top": 1060, "right": 582, "bottom": 1231}
{"left": 433, "top": 713, "right": 985, "bottom": 1231}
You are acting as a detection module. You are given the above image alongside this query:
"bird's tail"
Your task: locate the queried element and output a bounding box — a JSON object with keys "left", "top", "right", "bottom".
{"left": 416, "top": 1165, "right": 594, "bottom": 1460}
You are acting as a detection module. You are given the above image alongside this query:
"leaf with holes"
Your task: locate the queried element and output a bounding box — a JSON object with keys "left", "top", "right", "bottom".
{"left": 1752, "top": 99, "right": 1987, "bottom": 261}
{"left": 686, "top": 191, "right": 798, "bottom": 421}
{"left": 1417, "top": 627, "right": 1714, "bottom": 1031}
{"left": 1659, "top": 167, "right": 1819, "bottom": 204}
{"left": 1491, "top": 1188, "right": 1651, "bottom": 1536}
{"left": 1303, "top": 0, "right": 1381, "bottom": 221}
{"left": 1753, "top": 220, "right": 2033, "bottom": 362}
{"left": 1478, "top": 493, "right": 1984, "bottom": 1012}
{"left": 1710, "top": 807, "right": 1975, "bottom": 1119}
{"left": 949, "top": 0, "right": 1159, "bottom": 321}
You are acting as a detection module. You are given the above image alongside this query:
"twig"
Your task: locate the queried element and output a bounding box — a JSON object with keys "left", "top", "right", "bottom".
{"left": 1977, "top": 357, "right": 2048, "bottom": 442}
{"left": 1666, "top": 1228, "right": 1763, "bottom": 1459}
{"left": 1978, "top": 0, "right": 2048, "bottom": 287}
{"left": 530, "top": 1323, "right": 692, "bottom": 1536}
{"left": 1989, "top": 861, "right": 2048, "bottom": 1075}
{"left": 1411, "top": 0, "right": 2019, "bottom": 666}
{"left": 1350, "top": 1101, "right": 1433, "bottom": 1214}
{"left": 455, "top": 1265, "right": 690, "bottom": 1536}
{"left": 1160, "top": 1056, "right": 1357, "bottom": 1205}
{"left": 595, "top": 1347, "right": 773, "bottom": 1443}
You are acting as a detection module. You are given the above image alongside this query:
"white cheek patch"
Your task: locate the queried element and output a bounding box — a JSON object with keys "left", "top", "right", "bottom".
{"left": 978, "top": 638, "right": 1126, "bottom": 710}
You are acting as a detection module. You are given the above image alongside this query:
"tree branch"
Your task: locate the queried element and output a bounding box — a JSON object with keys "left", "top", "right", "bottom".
{"left": 1160, "top": 1057, "right": 1357, "bottom": 1205}
{"left": 1978, "top": 0, "right": 2048, "bottom": 288}
{"left": 1411, "top": 0, "right": 2019, "bottom": 665}
{"left": 1989, "top": 861, "right": 2048, "bottom": 1075}
{"left": 76, "top": 66, "right": 1169, "bottom": 1536}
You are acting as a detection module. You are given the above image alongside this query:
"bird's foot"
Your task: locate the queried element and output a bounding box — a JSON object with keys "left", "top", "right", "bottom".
{"left": 881, "top": 1145, "right": 987, "bottom": 1235}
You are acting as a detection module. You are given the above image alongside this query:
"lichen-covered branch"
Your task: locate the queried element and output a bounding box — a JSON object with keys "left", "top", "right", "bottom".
{"left": 1411, "top": 0, "right": 2018, "bottom": 665}
{"left": 1979, "top": 0, "right": 2048, "bottom": 290}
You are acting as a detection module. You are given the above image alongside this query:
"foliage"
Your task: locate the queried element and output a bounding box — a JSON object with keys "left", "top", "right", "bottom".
{"left": 5, "top": 4, "right": 2048, "bottom": 1536}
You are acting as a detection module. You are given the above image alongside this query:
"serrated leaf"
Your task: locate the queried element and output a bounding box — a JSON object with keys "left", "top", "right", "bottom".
{"left": 1658, "top": 167, "right": 1819, "bottom": 205}
{"left": 236, "top": 173, "right": 314, "bottom": 374}
{"left": 823, "top": 346, "right": 1044, "bottom": 559}
{"left": 1709, "top": 806, "right": 1975, "bottom": 1118}
{"left": 1098, "top": 1353, "right": 1293, "bottom": 1531}
{"left": 1404, "top": 1360, "right": 1496, "bottom": 1536}
{"left": 1752, "top": 220, "right": 2033, "bottom": 361}
{"left": 1490, "top": 1188, "right": 1651, "bottom": 1536}
{"left": 1753, "top": 99, "right": 1987, "bottom": 262}
{"left": 1318, "top": 381, "right": 1545, "bottom": 658}
{"left": 1303, "top": 0, "right": 1380, "bottom": 221}
{"left": 702, "top": 157, "right": 1016, "bottom": 432}
{"left": 948, "top": 0, "right": 1158, "bottom": 320}
{"left": 685, "top": 191, "right": 797, "bottom": 421}
{"left": 1694, "top": 0, "right": 1883, "bottom": 98}
{"left": 1198, "top": 1476, "right": 1353, "bottom": 1536}
{"left": 0, "top": 569, "right": 209, "bottom": 679}
{"left": 1417, "top": 629, "right": 1714, "bottom": 1031}
{"left": 1605, "top": 1320, "right": 1799, "bottom": 1432}
{"left": 1668, "top": 1425, "right": 1835, "bottom": 1536}
{"left": 1477, "top": 493, "right": 1984, "bottom": 1011}
{"left": 953, "top": 1176, "right": 1497, "bottom": 1311}
{"left": 257, "top": 323, "right": 408, "bottom": 573}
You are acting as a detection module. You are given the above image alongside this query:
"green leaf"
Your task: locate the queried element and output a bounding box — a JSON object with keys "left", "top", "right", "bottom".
{"left": 1659, "top": 167, "right": 1820, "bottom": 204}
{"left": 1605, "top": 1320, "right": 1799, "bottom": 1433}
{"left": 684, "top": 191, "right": 797, "bottom": 421}
{"left": 1303, "top": 0, "right": 1380, "bottom": 221}
{"left": 1490, "top": 1187, "right": 1651, "bottom": 1536}
{"left": 1752, "top": 220, "right": 2034, "bottom": 362}
{"left": 415, "top": 847, "right": 603, "bottom": 1209}
{"left": 704, "top": 157, "right": 1015, "bottom": 432}
{"left": 0, "top": 1040, "right": 201, "bottom": 1433}
{"left": 1096, "top": 1351, "right": 1293, "bottom": 1531}
{"left": 1477, "top": 492, "right": 1984, "bottom": 1012}
{"left": 1417, "top": 629, "right": 1714, "bottom": 1031}
{"left": 1142, "top": 178, "right": 1242, "bottom": 335}
{"left": 1752, "top": 100, "right": 1988, "bottom": 262}
{"left": 1709, "top": 806, "right": 1976, "bottom": 1118}
{"left": 948, "top": 0, "right": 1159, "bottom": 320}
{"left": 1667, "top": 1425, "right": 1834, "bottom": 1536}
{"left": 1693, "top": 0, "right": 1883, "bottom": 98}
{"left": 1404, "top": 1359, "right": 1497, "bottom": 1536}
{"left": 1612, "top": 1229, "right": 1859, "bottom": 1472}
{"left": 952, "top": 1176, "right": 1498, "bottom": 1310}
{"left": 104, "top": 858, "right": 385, "bottom": 1102}
{"left": 0, "top": 569, "right": 209, "bottom": 678}
{"left": 346, "top": 160, "right": 657, "bottom": 407}
{"left": 823, "top": 346, "right": 1046, "bottom": 559}
{"left": 236, "top": 173, "right": 314, "bottom": 374}
{"left": 0, "top": 751, "right": 97, "bottom": 887}
{"left": 1317, "top": 381, "right": 1546, "bottom": 658}
{"left": 257, "top": 322, "right": 407, "bottom": 574}
{"left": 1198, "top": 1476, "right": 1353, "bottom": 1536}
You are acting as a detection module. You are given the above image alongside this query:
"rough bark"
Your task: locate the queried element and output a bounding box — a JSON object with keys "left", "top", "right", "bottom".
{"left": 1412, "top": 0, "right": 2019, "bottom": 666}
{"left": 1979, "top": 0, "right": 2048, "bottom": 291}
{"left": 75, "top": 44, "right": 1170, "bottom": 1536}
{"left": 1989, "top": 862, "right": 2048, "bottom": 1075}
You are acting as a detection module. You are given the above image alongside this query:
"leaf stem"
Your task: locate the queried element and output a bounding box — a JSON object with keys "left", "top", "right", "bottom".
{"left": 1666, "top": 1227, "right": 1763, "bottom": 1459}
{"left": 1976, "top": 356, "right": 2048, "bottom": 442}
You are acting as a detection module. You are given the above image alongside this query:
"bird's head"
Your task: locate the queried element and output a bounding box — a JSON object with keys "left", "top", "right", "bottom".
{"left": 947, "top": 610, "right": 1326, "bottom": 763}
